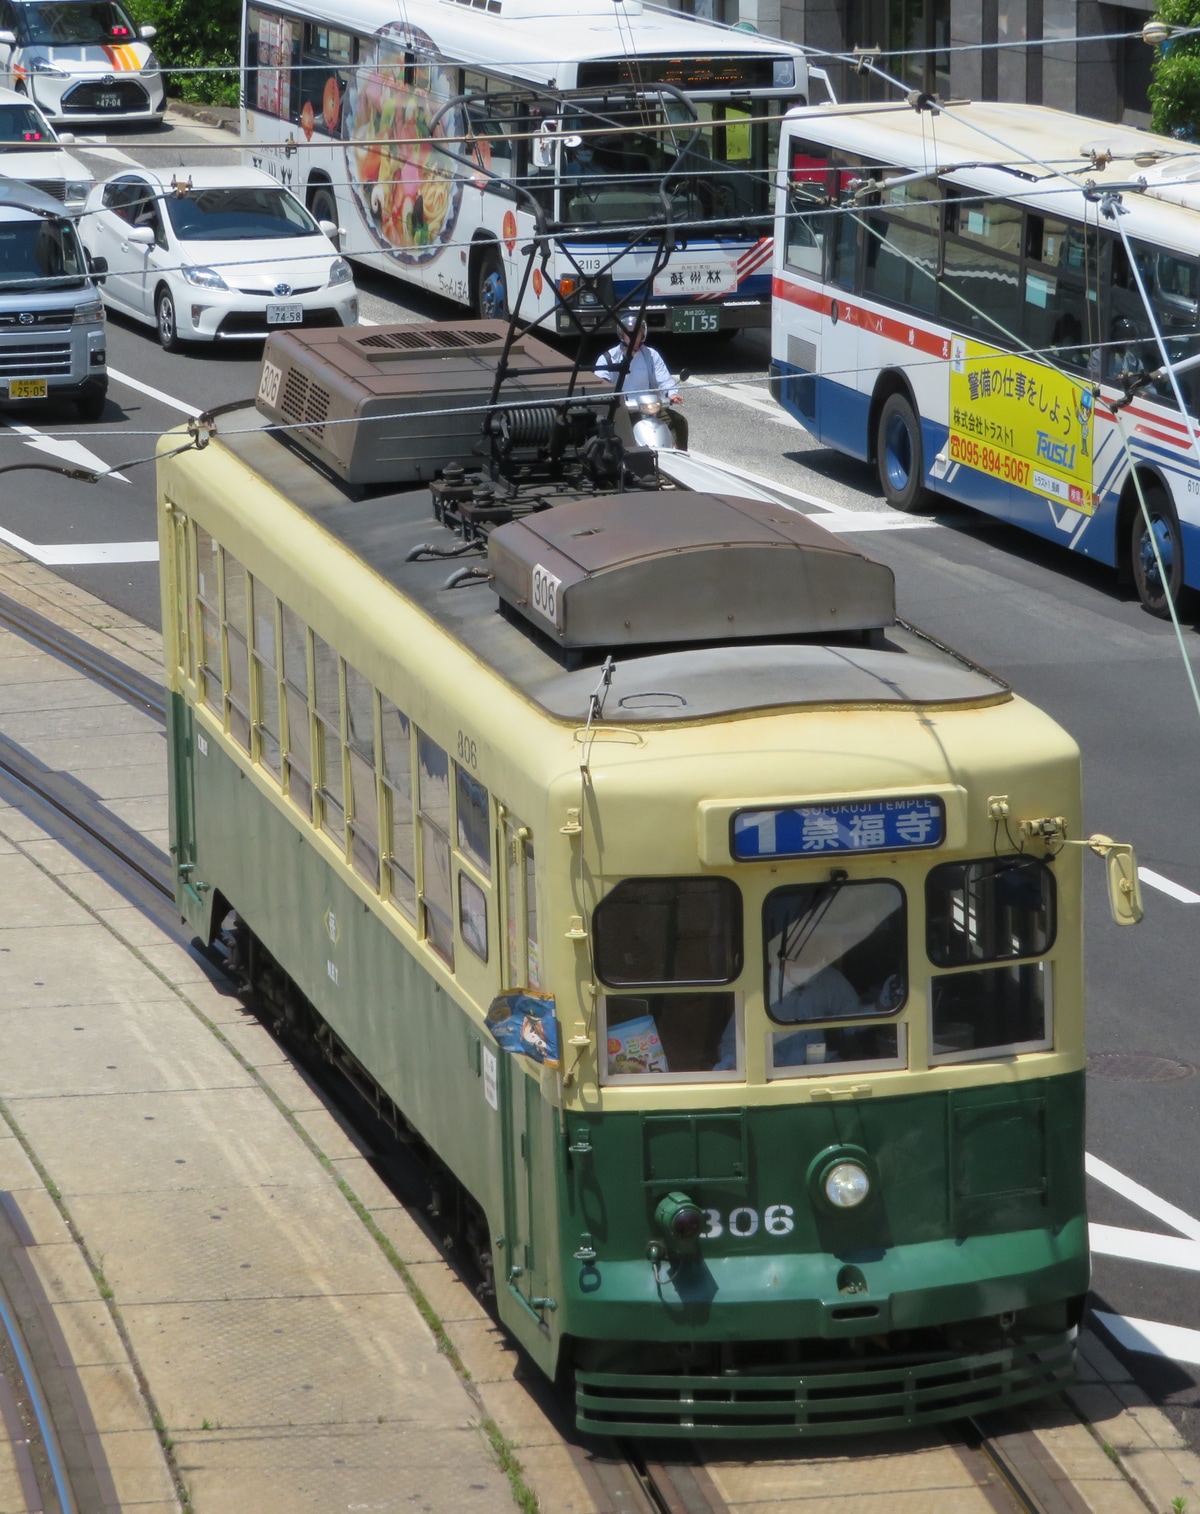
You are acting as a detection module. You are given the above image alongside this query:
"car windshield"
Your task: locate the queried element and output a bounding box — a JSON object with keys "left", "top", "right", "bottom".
{"left": 0, "top": 104, "right": 55, "bottom": 145}
{"left": 0, "top": 217, "right": 86, "bottom": 288}
{"left": 165, "top": 186, "right": 320, "bottom": 242}
{"left": 16, "top": 0, "right": 137, "bottom": 45}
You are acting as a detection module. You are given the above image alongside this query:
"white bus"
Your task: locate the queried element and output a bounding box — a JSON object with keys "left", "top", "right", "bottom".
{"left": 770, "top": 100, "right": 1200, "bottom": 616}
{"left": 241, "top": 0, "right": 813, "bottom": 337}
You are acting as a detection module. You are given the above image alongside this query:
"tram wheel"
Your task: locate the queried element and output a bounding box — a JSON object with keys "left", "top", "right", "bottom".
{"left": 474, "top": 245, "right": 508, "bottom": 321}
{"left": 876, "top": 391, "right": 931, "bottom": 513}
{"left": 1131, "top": 486, "right": 1188, "bottom": 618}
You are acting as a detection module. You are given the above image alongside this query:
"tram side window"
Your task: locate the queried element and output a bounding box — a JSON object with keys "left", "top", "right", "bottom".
{"left": 380, "top": 698, "right": 416, "bottom": 921}
{"left": 860, "top": 172, "right": 939, "bottom": 316}
{"left": 344, "top": 664, "right": 379, "bottom": 888}
{"left": 281, "top": 604, "right": 312, "bottom": 820}
{"left": 194, "top": 527, "right": 221, "bottom": 716}
{"left": 930, "top": 961, "right": 1051, "bottom": 1059}
{"left": 926, "top": 856, "right": 1055, "bottom": 966}
{"left": 312, "top": 634, "right": 344, "bottom": 846}
{"left": 941, "top": 192, "right": 1021, "bottom": 343}
{"left": 455, "top": 765, "right": 490, "bottom": 878}
{"left": 222, "top": 552, "right": 251, "bottom": 753}
{"left": 762, "top": 880, "right": 906, "bottom": 1075}
{"left": 417, "top": 732, "right": 454, "bottom": 966}
{"left": 602, "top": 993, "right": 739, "bottom": 1083}
{"left": 250, "top": 578, "right": 281, "bottom": 780}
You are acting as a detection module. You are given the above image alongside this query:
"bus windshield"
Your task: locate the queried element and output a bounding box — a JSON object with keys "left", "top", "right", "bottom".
{"left": 560, "top": 98, "right": 790, "bottom": 230}
{"left": 15, "top": 0, "right": 137, "bottom": 45}
{"left": 0, "top": 217, "right": 86, "bottom": 288}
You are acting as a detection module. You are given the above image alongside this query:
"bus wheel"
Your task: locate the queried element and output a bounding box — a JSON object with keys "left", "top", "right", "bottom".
{"left": 308, "top": 182, "right": 337, "bottom": 226}
{"left": 876, "top": 392, "right": 929, "bottom": 512}
{"left": 1131, "top": 487, "right": 1186, "bottom": 618}
{"left": 474, "top": 247, "right": 507, "bottom": 321}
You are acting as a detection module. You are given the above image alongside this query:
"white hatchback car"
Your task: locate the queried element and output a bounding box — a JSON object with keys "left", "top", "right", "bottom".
{"left": 0, "top": 0, "right": 163, "bottom": 126}
{"left": 0, "top": 85, "right": 90, "bottom": 212}
{"left": 81, "top": 166, "right": 358, "bottom": 349}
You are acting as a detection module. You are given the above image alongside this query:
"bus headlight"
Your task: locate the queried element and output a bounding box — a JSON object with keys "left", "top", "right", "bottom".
{"left": 823, "top": 1161, "right": 870, "bottom": 1208}
{"left": 654, "top": 1191, "right": 705, "bottom": 1243}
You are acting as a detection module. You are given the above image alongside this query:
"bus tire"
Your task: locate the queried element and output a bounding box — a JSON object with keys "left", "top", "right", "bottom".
{"left": 474, "top": 245, "right": 507, "bottom": 321}
{"left": 876, "top": 391, "right": 930, "bottom": 513}
{"left": 1131, "top": 485, "right": 1187, "bottom": 618}
{"left": 308, "top": 181, "right": 338, "bottom": 226}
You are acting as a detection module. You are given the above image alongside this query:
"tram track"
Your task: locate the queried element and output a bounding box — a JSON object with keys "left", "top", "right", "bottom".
{"left": 0, "top": 604, "right": 1148, "bottom": 1514}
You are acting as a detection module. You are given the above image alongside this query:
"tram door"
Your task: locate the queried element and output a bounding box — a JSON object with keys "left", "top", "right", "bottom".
{"left": 167, "top": 510, "right": 197, "bottom": 890}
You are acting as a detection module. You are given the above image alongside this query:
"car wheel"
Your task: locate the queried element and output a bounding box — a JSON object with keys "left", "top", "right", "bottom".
{"left": 875, "top": 391, "right": 931, "bottom": 513}
{"left": 474, "top": 245, "right": 507, "bottom": 321}
{"left": 76, "top": 382, "right": 107, "bottom": 421}
{"left": 156, "top": 285, "right": 181, "bottom": 352}
{"left": 308, "top": 181, "right": 338, "bottom": 226}
{"left": 1131, "top": 486, "right": 1188, "bottom": 618}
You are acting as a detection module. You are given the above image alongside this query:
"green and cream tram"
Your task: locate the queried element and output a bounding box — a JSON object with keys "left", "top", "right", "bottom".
{"left": 157, "top": 318, "right": 1136, "bottom": 1436}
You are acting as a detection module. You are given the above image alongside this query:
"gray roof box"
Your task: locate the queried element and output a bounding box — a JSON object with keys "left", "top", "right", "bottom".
{"left": 488, "top": 491, "right": 895, "bottom": 650}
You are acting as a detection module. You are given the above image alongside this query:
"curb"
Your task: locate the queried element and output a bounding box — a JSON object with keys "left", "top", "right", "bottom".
{"left": 165, "top": 97, "right": 239, "bottom": 134}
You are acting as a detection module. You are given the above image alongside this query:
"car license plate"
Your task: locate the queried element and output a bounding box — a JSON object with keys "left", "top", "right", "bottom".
{"left": 8, "top": 378, "right": 47, "bottom": 398}
{"left": 266, "top": 303, "right": 303, "bottom": 325}
{"left": 670, "top": 306, "right": 720, "bottom": 335}
{"left": 97, "top": 92, "right": 122, "bottom": 109}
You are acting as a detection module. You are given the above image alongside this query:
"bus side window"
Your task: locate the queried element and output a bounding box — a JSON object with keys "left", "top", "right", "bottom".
{"left": 1105, "top": 236, "right": 1160, "bottom": 394}
{"left": 463, "top": 69, "right": 514, "bottom": 183}
{"left": 861, "top": 170, "right": 939, "bottom": 317}
{"left": 784, "top": 140, "right": 830, "bottom": 277}
{"left": 1023, "top": 213, "right": 1094, "bottom": 375}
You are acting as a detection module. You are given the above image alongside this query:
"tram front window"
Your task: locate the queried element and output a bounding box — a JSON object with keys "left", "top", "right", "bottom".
{"left": 762, "top": 880, "right": 906, "bottom": 1073}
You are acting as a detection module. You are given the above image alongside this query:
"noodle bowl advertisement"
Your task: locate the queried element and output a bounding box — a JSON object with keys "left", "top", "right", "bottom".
{"left": 342, "top": 24, "right": 464, "bottom": 265}
{"left": 948, "top": 337, "right": 1097, "bottom": 515}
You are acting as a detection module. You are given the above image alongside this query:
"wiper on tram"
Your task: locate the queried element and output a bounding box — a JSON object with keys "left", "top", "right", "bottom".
{"left": 774, "top": 869, "right": 848, "bottom": 999}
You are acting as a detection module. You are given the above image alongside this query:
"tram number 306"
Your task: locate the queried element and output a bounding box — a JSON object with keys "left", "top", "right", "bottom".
{"left": 703, "top": 1204, "right": 795, "bottom": 1239}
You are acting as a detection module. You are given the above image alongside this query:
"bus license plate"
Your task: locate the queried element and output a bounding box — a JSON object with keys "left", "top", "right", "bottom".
{"left": 97, "top": 92, "right": 123, "bottom": 109}
{"left": 671, "top": 307, "right": 720, "bottom": 334}
{"left": 266, "top": 303, "right": 303, "bottom": 325}
{"left": 8, "top": 378, "right": 47, "bottom": 398}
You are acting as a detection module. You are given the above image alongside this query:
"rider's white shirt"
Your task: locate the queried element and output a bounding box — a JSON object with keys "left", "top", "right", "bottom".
{"left": 594, "top": 343, "right": 678, "bottom": 398}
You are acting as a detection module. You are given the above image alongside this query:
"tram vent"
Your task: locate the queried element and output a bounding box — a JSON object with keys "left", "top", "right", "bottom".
{"left": 255, "top": 319, "right": 603, "bottom": 486}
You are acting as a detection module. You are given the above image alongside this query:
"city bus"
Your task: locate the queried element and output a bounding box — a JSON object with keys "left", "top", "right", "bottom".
{"left": 769, "top": 99, "right": 1200, "bottom": 616}
{"left": 241, "top": 0, "right": 814, "bottom": 337}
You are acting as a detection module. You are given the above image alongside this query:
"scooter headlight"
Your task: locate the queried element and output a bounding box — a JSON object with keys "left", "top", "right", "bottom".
{"left": 638, "top": 395, "right": 662, "bottom": 416}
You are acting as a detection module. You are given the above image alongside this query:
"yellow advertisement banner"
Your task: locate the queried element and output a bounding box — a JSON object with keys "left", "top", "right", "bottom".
{"left": 948, "top": 338, "right": 1096, "bottom": 515}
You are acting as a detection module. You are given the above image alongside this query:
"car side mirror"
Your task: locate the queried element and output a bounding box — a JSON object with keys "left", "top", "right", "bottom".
{"left": 87, "top": 251, "right": 107, "bottom": 284}
{"left": 139, "top": 23, "right": 156, "bottom": 39}
{"left": 0, "top": 29, "right": 16, "bottom": 45}
{"left": 126, "top": 224, "right": 156, "bottom": 246}
{"left": 57, "top": 131, "right": 75, "bottom": 144}
{"left": 318, "top": 218, "right": 341, "bottom": 240}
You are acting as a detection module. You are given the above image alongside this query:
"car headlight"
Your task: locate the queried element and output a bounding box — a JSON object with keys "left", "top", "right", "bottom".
{"left": 66, "top": 181, "right": 90, "bottom": 208}
{"left": 181, "top": 265, "right": 228, "bottom": 290}
{"left": 143, "top": 52, "right": 160, "bottom": 73}
{"left": 328, "top": 257, "right": 352, "bottom": 286}
{"left": 823, "top": 1161, "right": 870, "bottom": 1209}
{"left": 29, "top": 57, "right": 69, "bottom": 76}
{"left": 73, "top": 300, "right": 104, "bottom": 324}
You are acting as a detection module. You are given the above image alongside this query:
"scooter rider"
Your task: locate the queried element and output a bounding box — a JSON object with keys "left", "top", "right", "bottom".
{"left": 594, "top": 312, "right": 688, "bottom": 448}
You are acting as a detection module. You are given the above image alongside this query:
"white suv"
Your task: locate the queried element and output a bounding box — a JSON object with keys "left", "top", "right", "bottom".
{"left": 0, "top": 0, "right": 164, "bottom": 126}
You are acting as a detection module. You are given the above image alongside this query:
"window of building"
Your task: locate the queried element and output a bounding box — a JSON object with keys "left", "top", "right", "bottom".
{"left": 250, "top": 578, "right": 281, "bottom": 779}
{"left": 281, "top": 603, "right": 312, "bottom": 819}
{"left": 417, "top": 732, "right": 454, "bottom": 966}
{"left": 593, "top": 876, "right": 742, "bottom": 987}
{"left": 381, "top": 698, "right": 416, "bottom": 920}
{"left": 344, "top": 663, "right": 378, "bottom": 887}
{"left": 195, "top": 526, "right": 221, "bottom": 716}
{"left": 312, "top": 633, "right": 344, "bottom": 846}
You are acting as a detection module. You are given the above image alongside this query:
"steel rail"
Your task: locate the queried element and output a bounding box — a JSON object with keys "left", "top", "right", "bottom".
{"left": 0, "top": 1287, "right": 76, "bottom": 1514}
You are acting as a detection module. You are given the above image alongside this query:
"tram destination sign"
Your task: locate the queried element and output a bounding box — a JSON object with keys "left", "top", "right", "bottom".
{"left": 731, "top": 797, "right": 945, "bottom": 860}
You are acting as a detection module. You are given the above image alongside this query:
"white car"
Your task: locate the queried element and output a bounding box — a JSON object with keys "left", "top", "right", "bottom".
{"left": 0, "top": 85, "right": 90, "bottom": 212}
{"left": 0, "top": 0, "right": 163, "bottom": 126}
{"left": 81, "top": 166, "right": 359, "bottom": 350}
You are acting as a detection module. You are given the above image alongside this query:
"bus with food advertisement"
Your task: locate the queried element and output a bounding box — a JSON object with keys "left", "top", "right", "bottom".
{"left": 241, "top": 0, "right": 814, "bottom": 337}
{"left": 770, "top": 98, "right": 1200, "bottom": 617}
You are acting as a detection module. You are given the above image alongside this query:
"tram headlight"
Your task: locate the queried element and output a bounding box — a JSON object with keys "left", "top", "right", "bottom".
{"left": 823, "top": 1161, "right": 870, "bottom": 1209}
{"left": 654, "top": 1191, "right": 706, "bottom": 1243}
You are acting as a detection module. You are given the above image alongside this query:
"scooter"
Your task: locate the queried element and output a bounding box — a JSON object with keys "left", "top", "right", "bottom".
{"left": 624, "top": 367, "right": 690, "bottom": 451}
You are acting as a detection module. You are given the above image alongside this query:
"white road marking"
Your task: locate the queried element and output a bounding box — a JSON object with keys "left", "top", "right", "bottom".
{"left": 0, "top": 524, "right": 157, "bottom": 565}
{"left": 78, "top": 144, "right": 139, "bottom": 167}
{"left": 686, "top": 449, "right": 940, "bottom": 529}
{"left": 108, "top": 367, "right": 202, "bottom": 418}
{"left": 693, "top": 376, "right": 803, "bottom": 429}
{"left": 1093, "top": 1312, "right": 1200, "bottom": 1368}
{"left": 2, "top": 421, "right": 128, "bottom": 482}
{"left": 815, "top": 513, "right": 942, "bottom": 534}
{"left": 1090, "top": 1223, "right": 1200, "bottom": 1272}
{"left": 1086, "top": 1153, "right": 1200, "bottom": 1242}
{"left": 1138, "top": 867, "right": 1200, "bottom": 904}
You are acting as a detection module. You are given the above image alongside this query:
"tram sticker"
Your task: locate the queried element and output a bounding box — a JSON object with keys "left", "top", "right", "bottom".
{"left": 485, "top": 992, "right": 561, "bottom": 1068}
{"left": 948, "top": 337, "right": 1096, "bottom": 515}
{"left": 482, "top": 1046, "right": 498, "bottom": 1111}
{"left": 731, "top": 797, "right": 944, "bottom": 860}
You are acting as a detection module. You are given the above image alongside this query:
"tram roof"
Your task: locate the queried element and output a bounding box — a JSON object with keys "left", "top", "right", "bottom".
{"left": 785, "top": 100, "right": 1200, "bottom": 226}
{"left": 204, "top": 407, "right": 1007, "bottom": 724}
{"left": 281, "top": 0, "right": 805, "bottom": 88}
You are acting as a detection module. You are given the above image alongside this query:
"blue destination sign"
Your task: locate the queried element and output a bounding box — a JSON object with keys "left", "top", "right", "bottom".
{"left": 732, "top": 797, "right": 945, "bottom": 860}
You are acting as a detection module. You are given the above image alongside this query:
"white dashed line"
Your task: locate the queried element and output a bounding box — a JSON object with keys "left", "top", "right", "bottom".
{"left": 1137, "top": 867, "right": 1200, "bottom": 904}
{"left": 1093, "top": 1313, "right": 1200, "bottom": 1368}
{"left": 108, "top": 368, "right": 201, "bottom": 418}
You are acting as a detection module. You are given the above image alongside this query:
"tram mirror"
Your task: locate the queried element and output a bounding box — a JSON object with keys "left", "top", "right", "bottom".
{"left": 1087, "top": 835, "right": 1144, "bottom": 926}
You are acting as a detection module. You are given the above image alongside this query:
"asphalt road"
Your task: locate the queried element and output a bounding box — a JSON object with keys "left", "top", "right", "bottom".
{"left": 14, "top": 110, "right": 1200, "bottom": 1446}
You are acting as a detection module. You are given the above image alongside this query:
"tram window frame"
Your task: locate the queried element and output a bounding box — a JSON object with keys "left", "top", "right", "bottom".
{"left": 593, "top": 876, "right": 743, "bottom": 989}
{"left": 600, "top": 992, "right": 743, "bottom": 1085}
{"left": 311, "top": 632, "right": 345, "bottom": 848}
{"left": 380, "top": 697, "right": 416, "bottom": 922}
{"left": 765, "top": 1020, "right": 907, "bottom": 1080}
{"left": 502, "top": 812, "right": 539, "bottom": 990}
{"left": 221, "top": 550, "right": 251, "bottom": 754}
{"left": 417, "top": 731, "right": 455, "bottom": 967}
{"left": 926, "top": 855, "right": 1056, "bottom": 967}
{"left": 458, "top": 870, "right": 488, "bottom": 962}
{"left": 929, "top": 959, "right": 1052, "bottom": 1062}
{"left": 250, "top": 577, "right": 282, "bottom": 781}
{"left": 280, "top": 603, "right": 313, "bottom": 821}
{"left": 194, "top": 526, "right": 221, "bottom": 717}
{"left": 344, "top": 662, "right": 380, "bottom": 889}
{"left": 455, "top": 763, "right": 491, "bottom": 879}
